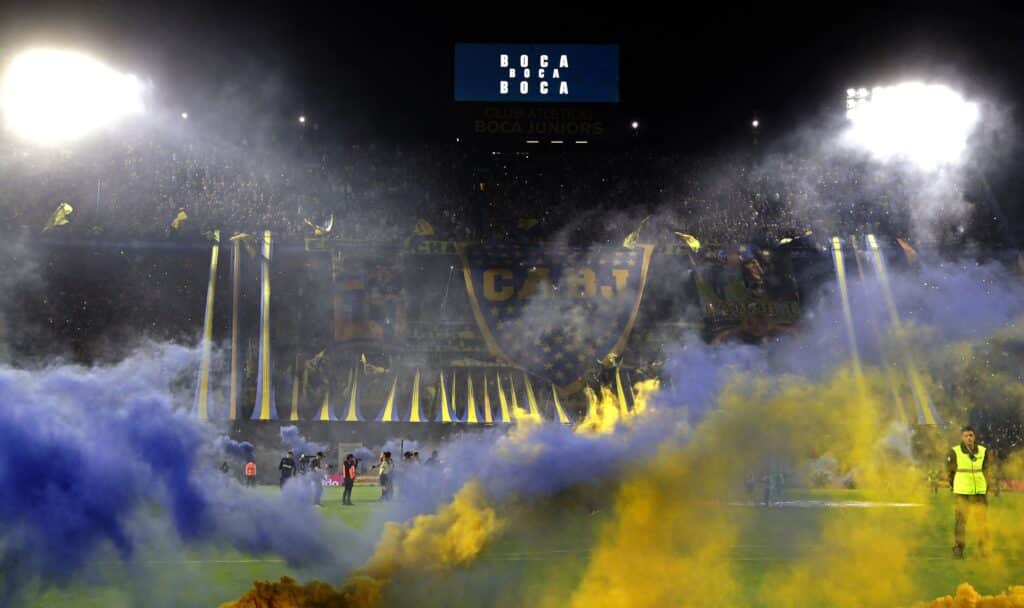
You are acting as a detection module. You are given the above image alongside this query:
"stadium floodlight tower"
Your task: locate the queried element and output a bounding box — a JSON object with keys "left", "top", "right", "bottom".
{"left": 843, "top": 82, "right": 979, "bottom": 171}
{"left": 0, "top": 48, "right": 144, "bottom": 146}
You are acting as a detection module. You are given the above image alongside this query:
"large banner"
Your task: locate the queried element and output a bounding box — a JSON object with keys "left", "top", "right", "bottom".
{"left": 460, "top": 243, "right": 653, "bottom": 390}
{"left": 693, "top": 252, "right": 802, "bottom": 342}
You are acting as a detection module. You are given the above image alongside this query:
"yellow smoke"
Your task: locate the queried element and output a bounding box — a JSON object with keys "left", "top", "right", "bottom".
{"left": 630, "top": 378, "right": 659, "bottom": 416}
{"left": 576, "top": 386, "right": 622, "bottom": 435}
{"left": 913, "top": 583, "right": 1024, "bottom": 607}
{"left": 576, "top": 379, "right": 659, "bottom": 435}
{"left": 362, "top": 481, "right": 504, "bottom": 576}
{"left": 569, "top": 361, "right": 939, "bottom": 608}
{"left": 220, "top": 481, "right": 504, "bottom": 608}
{"left": 567, "top": 443, "right": 740, "bottom": 608}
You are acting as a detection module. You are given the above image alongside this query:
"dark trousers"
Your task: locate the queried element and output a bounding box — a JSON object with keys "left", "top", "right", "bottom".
{"left": 954, "top": 494, "right": 988, "bottom": 549}
{"left": 343, "top": 481, "right": 354, "bottom": 504}
{"left": 245, "top": 475, "right": 256, "bottom": 487}
{"left": 380, "top": 474, "right": 391, "bottom": 500}
{"left": 280, "top": 475, "right": 291, "bottom": 488}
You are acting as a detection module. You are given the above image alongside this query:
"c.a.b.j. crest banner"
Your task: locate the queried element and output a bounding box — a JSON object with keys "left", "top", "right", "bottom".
{"left": 460, "top": 243, "right": 653, "bottom": 391}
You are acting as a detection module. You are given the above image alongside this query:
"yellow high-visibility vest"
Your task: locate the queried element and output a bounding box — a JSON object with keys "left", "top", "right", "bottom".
{"left": 952, "top": 445, "right": 987, "bottom": 495}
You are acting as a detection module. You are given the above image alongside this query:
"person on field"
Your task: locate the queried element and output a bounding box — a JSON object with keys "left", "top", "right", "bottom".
{"left": 342, "top": 454, "right": 357, "bottom": 506}
{"left": 946, "top": 426, "right": 990, "bottom": 559}
{"left": 378, "top": 451, "right": 394, "bottom": 501}
{"left": 279, "top": 450, "right": 296, "bottom": 488}
{"left": 245, "top": 460, "right": 257, "bottom": 487}
{"left": 310, "top": 451, "right": 325, "bottom": 507}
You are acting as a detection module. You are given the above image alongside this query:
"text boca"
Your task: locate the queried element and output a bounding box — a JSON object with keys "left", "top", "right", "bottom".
{"left": 498, "top": 53, "right": 570, "bottom": 97}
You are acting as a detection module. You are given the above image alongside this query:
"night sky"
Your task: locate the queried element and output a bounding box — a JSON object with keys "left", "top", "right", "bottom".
{"left": 1, "top": 5, "right": 1022, "bottom": 145}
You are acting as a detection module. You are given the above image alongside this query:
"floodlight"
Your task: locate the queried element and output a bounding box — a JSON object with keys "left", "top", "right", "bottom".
{"left": 842, "top": 82, "right": 979, "bottom": 171}
{"left": 1, "top": 48, "right": 144, "bottom": 145}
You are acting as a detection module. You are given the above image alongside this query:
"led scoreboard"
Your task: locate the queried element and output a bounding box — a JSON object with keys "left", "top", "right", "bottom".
{"left": 454, "top": 43, "right": 619, "bottom": 103}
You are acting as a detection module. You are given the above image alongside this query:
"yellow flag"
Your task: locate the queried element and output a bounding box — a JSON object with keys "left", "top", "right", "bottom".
{"left": 170, "top": 209, "right": 188, "bottom": 230}
{"left": 413, "top": 219, "right": 435, "bottom": 237}
{"left": 304, "top": 214, "right": 334, "bottom": 237}
{"left": 673, "top": 232, "right": 701, "bottom": 252}
{"left": 896, "top": 238, "right": 918, "bottom": 264}
{"left": 623, "top": 216, "right": 651, "bottom": 249}
{"left": 43, "top": 202, "right": 73, "bottom": 232}
{"left": 623, "top": 230, "right": 640, "bottom": 249}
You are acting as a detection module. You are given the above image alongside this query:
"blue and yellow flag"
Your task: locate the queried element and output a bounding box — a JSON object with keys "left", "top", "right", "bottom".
{"left": 460, "top": 243, "right": 654, "bottom": 391}
{"left": 43, "top": 202, "right": 73, "bottom": 232}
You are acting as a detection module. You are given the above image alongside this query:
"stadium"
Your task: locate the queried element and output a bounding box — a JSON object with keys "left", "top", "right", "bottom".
{"left": 2, "top": 6, "right": 1024, "bottom": 608}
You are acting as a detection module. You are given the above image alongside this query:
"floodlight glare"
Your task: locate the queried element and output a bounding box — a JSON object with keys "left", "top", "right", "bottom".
{"left": 181, "top": 112, "right": 188, "bottom": 120}
{"left": 843, "top": 82, "right": 979, "bottom": 171}
{"left": 1, "top": 48, "right": 144, "bottom": 145}
{"left": 751, "top": 119, "right": 760, "bottom": 128}
{"left": 298, "top": 115, "right": 306, "bottom": 124}
{"left": 630, "top": 120, "right": 639, "bottom": 129}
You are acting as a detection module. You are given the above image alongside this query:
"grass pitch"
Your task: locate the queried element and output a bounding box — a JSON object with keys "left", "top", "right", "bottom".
{"left": 29, "top": 488, "right": 1023, "bottom": 607}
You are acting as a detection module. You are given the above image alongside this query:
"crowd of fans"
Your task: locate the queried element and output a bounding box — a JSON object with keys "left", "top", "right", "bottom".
{"left": 0, "top": 126, "right": 945, "bottom": 248}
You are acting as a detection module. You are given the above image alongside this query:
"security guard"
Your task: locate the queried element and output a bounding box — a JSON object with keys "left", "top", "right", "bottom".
{"left": 946, "top": 426, "right": 990, "bottom": 559}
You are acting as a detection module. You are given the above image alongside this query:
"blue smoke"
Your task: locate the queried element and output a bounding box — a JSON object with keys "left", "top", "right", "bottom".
{"left": 382, "top": 438, "right": 419, "bottom": 456}
{"left": 0, "top": 345, "right": 368, "bottom": 605}
{"left": 279, "top": 425, "right": 326, "bottom": 456}
{"left": 353, "top": 446, "right": 375, "bottom": 462}
{"left": 217, "top": 436, "right": 255, "bottom": 461}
